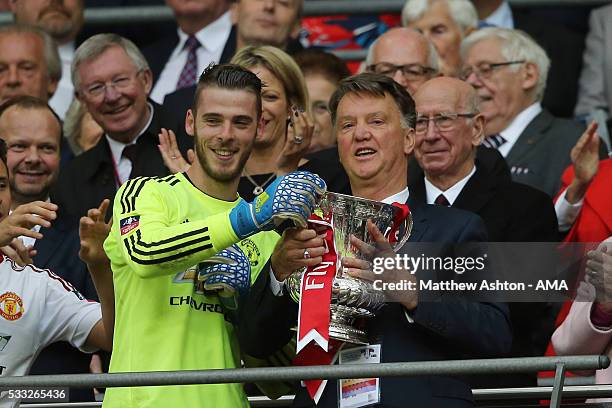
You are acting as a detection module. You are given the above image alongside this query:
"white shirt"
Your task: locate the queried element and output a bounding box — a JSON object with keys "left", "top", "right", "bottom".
{"left": 150, "top": 11, "right": 233, "bottom": 104}
{"left": 554, "top": 188, "right": 584, "bottom": 231}
{"left": 483, "top": 1, "right": 514, "bottom": 28}
{"left": 106, "top": 103, "right": 154, "bottom": 186}
{"left": 497, "top": 102, "right": 543, "bottom": 158}
{"left": 268, "top": 187, "right": 411, "bottom": 296}
{"left": 49, "top": 42, "right": 75, "bottom": 119}
{"left": 424, "top": 166, "right": 477, "bottom": 205}
{"left": 0, "top": 255, "right": 101, "bottom": 407}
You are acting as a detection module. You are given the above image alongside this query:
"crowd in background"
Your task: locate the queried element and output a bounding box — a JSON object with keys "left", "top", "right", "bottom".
{"left": 0, "top": 0, "right": 611, "bottom": 406}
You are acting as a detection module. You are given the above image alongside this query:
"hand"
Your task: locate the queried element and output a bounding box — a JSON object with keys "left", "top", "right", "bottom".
{"left": 270, "top": 228, "right": 326, "bottom": 281}
{"left": 0, "top": 201, "right": 57, "bottom": 247}
{"left": 229, "top": 170, "right": 326, "bottom": 239}
{"left": 567, "top": 121, "right": 600, "bottom": 203}
{"left": 586, "top": 241, "right": 612, "bottom": 310}
{"left": 276, "top": 106, "right": 314, "bottom": 175}
{"left": 197, "top": 244, "right": 251, "bottom": 312}
{"left": 158, "top": 128, "right": 194, "bottom": 173}
{"left": 346, "top": 221, "right": 417, "bottom": 310}
{"left": 0, "top": 238, "right": 35, "bottom": 266}
{"left": 79, "top": 199, "right": 112, "bottom": 269}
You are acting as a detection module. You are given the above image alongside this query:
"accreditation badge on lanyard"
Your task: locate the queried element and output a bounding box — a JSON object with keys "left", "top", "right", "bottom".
{"left": 338, "top": 344, "right": 381, "bottom": 408}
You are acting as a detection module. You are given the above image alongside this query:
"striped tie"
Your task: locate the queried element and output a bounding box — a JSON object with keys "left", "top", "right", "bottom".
{"left": 176, "top": 35, "right": 200, "bottom": 90}
{"left": 482, "top": 134, "right": 506, "bottom": 149}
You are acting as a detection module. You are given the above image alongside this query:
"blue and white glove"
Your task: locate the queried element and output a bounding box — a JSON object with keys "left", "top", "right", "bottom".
{"left": 229, "top": 171, "right": 327, "bottom": 239}
{"left": 197, "top": 244, "right": 251, "bottom": 300}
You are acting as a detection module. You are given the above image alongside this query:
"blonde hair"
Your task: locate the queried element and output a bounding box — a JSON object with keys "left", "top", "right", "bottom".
{"left": 231, "top": 45, "right": 309, "bottom": 114}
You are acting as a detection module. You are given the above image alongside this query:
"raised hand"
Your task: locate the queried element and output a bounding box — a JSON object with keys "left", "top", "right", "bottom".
{"left": 0, "top": 201, "right": 57, "bottom": 247}
{"left": 276, "top": 106, "right": 314, "bottom": 175}
{"left": 567, "top": 121, "right": 601, "bottom": 203}
{"left": 229, "top": 170, "right": 326, "bottom": 239}
{"left": 158, "top": 128, "right": 194, "bottom": 173}
{"left": 79, "top": 199, "right": 112, "bottom": 269}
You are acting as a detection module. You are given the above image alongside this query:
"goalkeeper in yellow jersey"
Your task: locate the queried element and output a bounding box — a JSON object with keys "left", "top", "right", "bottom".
{"left": 102, "top": 64, "right": 326, "bottom": 407}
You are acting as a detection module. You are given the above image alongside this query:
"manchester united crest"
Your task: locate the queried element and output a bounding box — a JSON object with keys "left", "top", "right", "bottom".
{"left": 0, "top": 292, "right": 24, "bottom": 321}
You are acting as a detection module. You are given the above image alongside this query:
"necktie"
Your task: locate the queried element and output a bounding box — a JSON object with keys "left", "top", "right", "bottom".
{"left": 121, "top": 143, "right": 139, "bottom": 181}
{"left": 482, "top": 134, "right": 506, "bottom": 149}
{"left": 434, "top": 194, "right": 450, "bottom": 206}
{"left": 176, "top": 35, "right": 200, "bottom": 90}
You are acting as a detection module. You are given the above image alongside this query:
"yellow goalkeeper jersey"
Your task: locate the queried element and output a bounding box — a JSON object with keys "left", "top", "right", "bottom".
{"left": 103, "top": 172, "right": 279, "bottom": 407}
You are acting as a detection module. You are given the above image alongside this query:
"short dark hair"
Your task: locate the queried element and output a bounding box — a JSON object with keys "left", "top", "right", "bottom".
{"left": 0, "top": 138, "right": 6, "bottom": 169}
{"left": 293, "top": 49, "right": 351, "bottom": 85}
{"left": 192, "top": 63, "right": 263, "bottom": 118}
{"left": 329, "top": 72, "right": 416, "bottom": 128}
{"left": 0, "top": 96, "right": 63, "bottom": 145}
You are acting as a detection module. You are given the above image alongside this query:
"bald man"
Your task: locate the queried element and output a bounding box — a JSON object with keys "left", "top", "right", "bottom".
{"left": 365, "top": 27, "right": 440, "bottom": 95}
{"left": 409, "top": 76, "right": 559, "bottom": 388}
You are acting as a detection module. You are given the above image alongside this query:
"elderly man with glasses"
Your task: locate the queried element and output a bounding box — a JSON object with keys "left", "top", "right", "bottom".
{"left": 408, "top": 75, "right": 559, "bottom": 389}
{"left": 51, "top": 34, "right": 191, "bottom": 221}
{"left": 461, "top": 27, "right": 606, "bottom": 198}
{"left": 365, "top": 27, "right": 439, "bottom": 95}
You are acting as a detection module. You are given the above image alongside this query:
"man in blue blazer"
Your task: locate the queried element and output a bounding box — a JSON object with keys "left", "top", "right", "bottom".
{"left": 239, "top": 73, "right": 512, "bottom": 407}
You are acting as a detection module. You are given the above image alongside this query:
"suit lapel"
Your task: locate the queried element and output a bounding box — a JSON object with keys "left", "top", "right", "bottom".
{"left": 219, "top": 26, "right": 237, "bottom": 64}
{"left": 33, "top": 225, "right": 63, "bottom": 266}
{"left": 406, "top": 199, "right": 429, "bottom": 242}
{"left": 453, "top": 165, "right": 495, "bottom": 214}
{"left": 506, "top": 110, "right": 553, "bottom": 164}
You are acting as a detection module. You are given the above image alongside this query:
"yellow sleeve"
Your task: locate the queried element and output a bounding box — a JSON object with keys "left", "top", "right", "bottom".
{"left": 104, "top": 177, "right": 240, "bottom": 279}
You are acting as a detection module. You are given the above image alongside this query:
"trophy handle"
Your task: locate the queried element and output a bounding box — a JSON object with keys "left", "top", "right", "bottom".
{"left": 387, "top": 203, "right": 413, "bottom": 253}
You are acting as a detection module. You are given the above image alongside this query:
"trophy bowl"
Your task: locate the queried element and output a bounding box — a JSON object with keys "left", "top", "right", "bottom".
{"left": 286, "top": 192, "right": 412, "bottom": 345}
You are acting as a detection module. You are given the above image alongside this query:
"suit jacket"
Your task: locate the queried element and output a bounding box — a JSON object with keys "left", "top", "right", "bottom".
{"left": 513, "top": 10, "right": 585, "bottom": 118}
{"left": 574, "top": 4, "right": 612, "bottom": 118}
{"left": 557, "top": 158, "right": 612, "bottom": 243}
{"left": 409, "top": 157, "right": 560, "bottom": 388}
{"left": 51, "top": 101, "right": 191, "bottom": 221}
{"left": 506, "top": 109, "right": 586, "bottom": 198}
{"left": 239, "top": 203, "right": 512, "bottom": 408}
{"left": 143, "top": 25, "right": 238, "bottom": 90}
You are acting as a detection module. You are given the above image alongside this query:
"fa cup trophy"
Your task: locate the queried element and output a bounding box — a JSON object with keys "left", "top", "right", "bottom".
{"left": 286, "top": 192, "right": 412, "bottom": 345}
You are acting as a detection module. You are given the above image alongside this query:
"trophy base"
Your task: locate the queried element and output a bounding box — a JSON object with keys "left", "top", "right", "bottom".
{"left": 329, "top": 322, "right": 368, "bottom": 345}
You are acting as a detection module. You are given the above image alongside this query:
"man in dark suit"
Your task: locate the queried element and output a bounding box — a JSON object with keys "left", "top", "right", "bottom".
{"left": 409, "top": 76, "right": 559, "bottom": 388}
{"left": 51, "top": 33, "right": 191, "bottom": 221}
{"left": 462, "top": 27, "right": 591, "bottom": 198}
{"left": 470, "top": 0, "right": 584, "bottom": 118}
{"left": 0, "top": 95, "right": 98, "bottom": 401}
{"left": 239, "top": 73, "right": 512, "bottom": 407}
{"left": 161, "top": 0, "right": 305, "bottom": 129}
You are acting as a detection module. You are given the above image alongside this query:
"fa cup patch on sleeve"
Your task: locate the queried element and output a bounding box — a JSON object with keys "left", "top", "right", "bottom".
{"left": 120, "top": 215, "right": 140, "bottom": 235}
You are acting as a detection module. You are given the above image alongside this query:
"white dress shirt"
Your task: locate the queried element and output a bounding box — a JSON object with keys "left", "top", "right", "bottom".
{"left": 424, "top": 165, "right": 476, "bottom": 205}
{"left": 106, "top": 103, "right": 154, "bottom": 186}
{"left": 49, "top": 42, "right": 75, "bottom": 119}
{"left": 150, "top": 11, "right": 233, "bottom": 104}
{"left": 483, "top": 1, "right": 514, "bottom": 28}
{"left": 497, "top": 102, "right": 542, "bottom": 158}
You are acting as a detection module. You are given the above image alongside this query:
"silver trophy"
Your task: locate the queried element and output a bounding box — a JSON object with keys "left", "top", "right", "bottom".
{"left": 286, "top": 192, "right": 412, "bottom": 345}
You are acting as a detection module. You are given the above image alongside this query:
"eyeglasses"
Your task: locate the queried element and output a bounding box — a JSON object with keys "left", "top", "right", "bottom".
{"left": 460, "top": 60, "right": 525, "bottom": 81}
{"left": 367, "top": 63, "right": 437, "bottom": 81}
{"left": 415, "top": 112, "right": 477, "bottom": 134}
{"left": 81, "top": 70, "right": 143, "bottom": 100}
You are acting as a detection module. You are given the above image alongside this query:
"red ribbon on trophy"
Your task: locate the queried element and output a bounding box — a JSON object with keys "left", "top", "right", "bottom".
{"left": 293, "top": 213, "right": 340, "bottom": 402}
{"left": 293, "top": 202, "right": 411, "bottom": 403}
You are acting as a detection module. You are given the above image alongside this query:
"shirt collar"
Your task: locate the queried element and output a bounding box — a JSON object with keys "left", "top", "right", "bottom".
{"left": 484, "top": 1, "right": 514, "bottom": 28}
{"left": 382, "top": 187, "right": 410, "bottom": 205}
{"left": 498, "top": 102, "right": 542, "bottom": 156}
{"left": 424, "top": 165, "right": 476, "bottom": 205}
{"left": 175, "top": 10, "right": 232, "bottom": 56}
{"left": 106, "top": 102, "right": 155, "bottom": 164}
{"left": 58, "top": 41, "right": 75, "bottom": 63}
